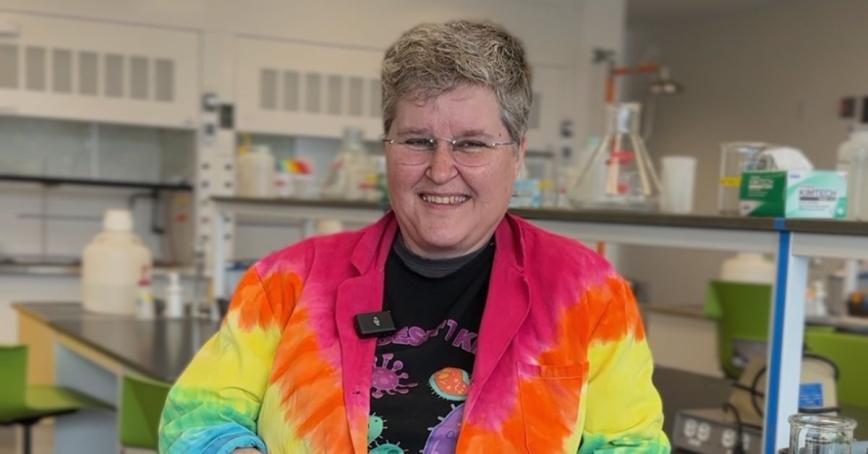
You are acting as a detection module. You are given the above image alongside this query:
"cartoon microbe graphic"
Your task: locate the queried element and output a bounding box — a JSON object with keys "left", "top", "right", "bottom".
{"left": 429, "top": 367, "right": 470, "bottom": 401}
{"left": 423, "top": 403, "right": 464, "bottom": 454}
{"left": 368, "top": 414, "right": 386, "bottom": 444}
{"left": 371, "top": 353, "right": 418, "bottom": 398}
{"left": 369, "top": 442, "right": 404, "bottom": 454}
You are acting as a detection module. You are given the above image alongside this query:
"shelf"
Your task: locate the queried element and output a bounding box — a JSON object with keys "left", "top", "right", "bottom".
{"left": 0, "top": 174, "right": 193, "bottom": 192}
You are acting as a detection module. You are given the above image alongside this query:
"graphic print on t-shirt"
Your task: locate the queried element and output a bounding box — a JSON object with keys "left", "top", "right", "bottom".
{"left": 429, "top": 367, "right": 470, "bottom": 401}
{"left": 423, "top": 403, "right": 465, "bottom": 454}
{"left": 372, "top": 353, "right": 418, "bottom": 399}
{"left": 368, "top": 238, "right": 493, "bottom": 454}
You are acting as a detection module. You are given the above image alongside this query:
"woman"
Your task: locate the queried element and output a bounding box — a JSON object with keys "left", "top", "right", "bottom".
{"left": 160, "top": 20, "right": 669, "bottom": 454}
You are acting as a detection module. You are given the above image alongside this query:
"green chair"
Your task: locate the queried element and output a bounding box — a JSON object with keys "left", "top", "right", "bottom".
{"left": 805, "top": 330, "right": 868, "bottom": 408}
{"left": 0, "top": 345, "right": 111, "bottom": 454}
{"left": 705, "top": 281, "right": 772, "bottom": 379}
{"left": 119, "top": 374, "right": 172, "bottom": 451}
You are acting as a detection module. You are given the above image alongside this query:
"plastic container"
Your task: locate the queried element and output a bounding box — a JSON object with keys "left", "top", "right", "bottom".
{"left": 236, "top": 145, "right": 276, "bottom": 197}
{"left": 165, "top": 272, "right": 184, "bottom": 319}
{"left": 720, "top": 253, "right": 776, "bottom": 284}
{"left": 136, "top": 277, "right": 155, "bottom": 319}
{"left": 82, "top": 209, "right": 152, "bottom": 315}
{"left": 837, "top": 130, "right": 868, "bottom": 220}
{"left": 659, "top": 155, "right": 697, "bottom": 214}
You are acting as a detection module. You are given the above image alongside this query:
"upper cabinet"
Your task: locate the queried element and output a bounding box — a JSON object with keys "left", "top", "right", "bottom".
{"left": 0, "top": 12, "right": 199, "bottom": 129}
{"left": 234, "top": 36, "right": 383, "bottom": 140}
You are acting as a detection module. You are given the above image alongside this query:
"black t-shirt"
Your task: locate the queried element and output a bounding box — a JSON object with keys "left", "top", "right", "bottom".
{"left": 367, "top": 237, "right": 494, "bottom": 454}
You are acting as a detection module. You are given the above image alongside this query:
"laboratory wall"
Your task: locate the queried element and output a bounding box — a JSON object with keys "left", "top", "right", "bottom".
{"left": 620, "top": 0, "right": 867, "bottom": 307}
{"left": 0, "top": 0, "right": 627, "bottom": 343}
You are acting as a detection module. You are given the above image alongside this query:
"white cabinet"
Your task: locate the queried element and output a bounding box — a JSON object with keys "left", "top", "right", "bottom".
{"left": 0, "top": 12, "right": 199, "bottom": 129}
{"left": 234, "top": 36, "right": 383, "bottom": 140}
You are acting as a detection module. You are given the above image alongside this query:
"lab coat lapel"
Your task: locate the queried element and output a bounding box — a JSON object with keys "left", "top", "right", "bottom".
{"left": 464, "top": 215, "right": 530, "bottom": 418}
{"left": 335, "top": 214, "right": 397, "bottom": 454}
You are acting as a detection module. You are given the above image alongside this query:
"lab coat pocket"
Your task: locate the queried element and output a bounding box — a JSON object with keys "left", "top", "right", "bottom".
{"left": 517, "top": 361, "right": 588, "bottom": 453}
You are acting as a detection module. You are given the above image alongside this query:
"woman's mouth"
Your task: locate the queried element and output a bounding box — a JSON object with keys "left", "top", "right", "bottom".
{"left": 419, "top": 193, "right": 470, "bottom": 205}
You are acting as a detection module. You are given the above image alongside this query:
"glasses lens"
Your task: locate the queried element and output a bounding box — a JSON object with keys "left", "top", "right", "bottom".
{"left": 452, "top": 139, "right": 491, "bottom": 167}
{"left": 389, "top": 138, "right": 431, "bottom": 165}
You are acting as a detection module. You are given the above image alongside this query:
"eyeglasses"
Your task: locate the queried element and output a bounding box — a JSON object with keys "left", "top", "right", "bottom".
{"left": 383, "top": 136, "right": 516, "bottom": 167}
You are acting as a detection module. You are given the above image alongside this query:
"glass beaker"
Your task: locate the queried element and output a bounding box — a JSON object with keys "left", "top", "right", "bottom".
{"left": 848, "top": 146, "right": 868, "bottom": 220}
{"left": 718, "top": 142, "right": 770, "bottom": 215}
{"left": 788, "top": 414, "right": 857, "bottom": 454}
{"left": 570, "top": 103, "right": 661, "bottom": 210}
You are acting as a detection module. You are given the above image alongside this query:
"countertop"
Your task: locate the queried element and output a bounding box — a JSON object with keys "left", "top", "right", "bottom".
{"left": 213, "top": 196, "right": 868, "bottom": 236}
{"left": 0, "top": 256, "right": 197, "bottom": 277}
{"left": 14, "top": 302, "right": 218, "bottom": 382}
{"left": 15, "top": 301, "right": 868, "bottom": 441}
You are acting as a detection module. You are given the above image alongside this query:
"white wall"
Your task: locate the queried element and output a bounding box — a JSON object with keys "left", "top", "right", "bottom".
{"left": 0, "top": 0, "right": 628, "bottom": 342}
{"left": 621, "top": 0, "right": 866, "bottom": 306}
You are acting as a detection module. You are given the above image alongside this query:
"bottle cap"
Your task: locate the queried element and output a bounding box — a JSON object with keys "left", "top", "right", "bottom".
{"left": 103, "top": 209, "right": 133, "bottom": 232}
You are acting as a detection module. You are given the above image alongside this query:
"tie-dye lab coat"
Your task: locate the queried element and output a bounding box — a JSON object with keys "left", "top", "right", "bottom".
{"left": 159, "top": 213, "right": 670, "bottom": 454}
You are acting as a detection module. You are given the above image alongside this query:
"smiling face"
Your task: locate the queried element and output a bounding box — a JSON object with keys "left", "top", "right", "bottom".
{"left": 386, "top": 85, "right": 526, "bottom": 259}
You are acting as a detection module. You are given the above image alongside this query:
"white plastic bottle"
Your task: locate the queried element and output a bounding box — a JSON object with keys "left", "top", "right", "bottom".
{"left": 164, "top": 272, "right": 184, "bottom": 319}
{"left": 719, "top": 253, "right": 776, "bottom": 284}
{"left": 837, "top": 130, "right": 868, "bottom": 220}
{"left": 236, "top": 145, "right": 276, "bottom": 197}
{"left": 82, "top": 209, "right": 152, "bottom": 315}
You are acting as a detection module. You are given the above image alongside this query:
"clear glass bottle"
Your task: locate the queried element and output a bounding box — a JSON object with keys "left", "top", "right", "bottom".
{"left": 569, "top": 103, "right": 661, "bottom": 210}
{"left": 322, "top": 127, "right": 369, "bottom": 200}
{"left": 717, "top": 142, "right": 770, "bottom": 215}
{"left": 837, "top": 129, "right": 868, "bottom": 220}
{"left": 788, "top": 414, "right": 856, "bottom": 454}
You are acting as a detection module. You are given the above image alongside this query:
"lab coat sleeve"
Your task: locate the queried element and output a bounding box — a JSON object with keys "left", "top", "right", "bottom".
{"left": 578, "top": 277, "right": 671, "bottom": 454}
{"left": 159, "top": 264, "right": 298, "bottom": 454}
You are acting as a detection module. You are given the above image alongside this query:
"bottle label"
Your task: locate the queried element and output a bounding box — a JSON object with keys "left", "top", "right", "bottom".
{"left": 720, "top": 176, "right": 741, "bottom": 187}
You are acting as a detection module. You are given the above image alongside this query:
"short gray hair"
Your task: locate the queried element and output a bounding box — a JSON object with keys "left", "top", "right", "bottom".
{"left": 381, "top": 20, "right": 532, "bottom": 143}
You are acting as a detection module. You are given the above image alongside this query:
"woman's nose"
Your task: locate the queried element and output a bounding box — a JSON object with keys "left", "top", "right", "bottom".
{"left": 426, "top": 142, "right": 458, "bottom": 182}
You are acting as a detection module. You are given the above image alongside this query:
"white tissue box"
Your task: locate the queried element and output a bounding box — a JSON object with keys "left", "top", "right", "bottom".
{"left": 739, "top": 170, "right": 848, "bottom": 218}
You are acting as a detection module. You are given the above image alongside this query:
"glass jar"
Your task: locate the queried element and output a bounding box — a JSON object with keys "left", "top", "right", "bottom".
{"left": 788, "top": 414, "right": 857, "bottom": 454}
{"left": 718, "top": 142, "right": 771, "bottom": 215}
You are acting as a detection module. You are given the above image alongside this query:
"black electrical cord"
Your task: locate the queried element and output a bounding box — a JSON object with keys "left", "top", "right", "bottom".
{"left": 722, "top": 402, "right": 747, "bottom": 454}
{"left": 733, "top": 355, "right": 841, "bottom": 418}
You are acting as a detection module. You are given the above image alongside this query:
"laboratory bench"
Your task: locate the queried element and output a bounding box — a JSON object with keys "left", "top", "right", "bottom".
{"left": 208, "top": 196, "right": 868, "bottom": 451}
{"left": 14, "top": 301, "right": 868, "bottom": 453}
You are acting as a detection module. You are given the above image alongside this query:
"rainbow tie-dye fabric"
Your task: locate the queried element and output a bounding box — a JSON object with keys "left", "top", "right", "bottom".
{"left": 159, "top": 213, "right": 670, "bottom": 453}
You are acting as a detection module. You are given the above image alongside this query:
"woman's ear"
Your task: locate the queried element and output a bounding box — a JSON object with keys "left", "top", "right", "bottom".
{"left": 514, "top": 136, "right": 528, "bottom": 175}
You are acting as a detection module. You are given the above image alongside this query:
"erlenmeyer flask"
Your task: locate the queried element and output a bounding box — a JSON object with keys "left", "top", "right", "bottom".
{"left": 569, "top": 103, "right": 662, "bottom": 210}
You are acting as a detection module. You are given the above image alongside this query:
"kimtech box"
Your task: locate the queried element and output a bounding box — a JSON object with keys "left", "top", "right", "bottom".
{"left": 739, "top": 170, "right": 848, "bottom": 218}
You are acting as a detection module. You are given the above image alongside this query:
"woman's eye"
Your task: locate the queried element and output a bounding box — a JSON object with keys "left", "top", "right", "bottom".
{"left": 454, "top": 140, "right": 488, "bottom": 151}
{"left": 403, "top": 138, "right": 435, "bottom": 149}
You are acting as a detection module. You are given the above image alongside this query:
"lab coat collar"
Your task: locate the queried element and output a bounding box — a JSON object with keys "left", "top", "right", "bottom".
{"left": 335, "top": 212, "right": 530, "bottom": 453}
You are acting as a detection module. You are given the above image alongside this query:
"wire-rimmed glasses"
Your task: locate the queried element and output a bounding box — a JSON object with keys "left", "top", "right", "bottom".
{"left": 383, "top": 136, "right": 516, "bottom": 167}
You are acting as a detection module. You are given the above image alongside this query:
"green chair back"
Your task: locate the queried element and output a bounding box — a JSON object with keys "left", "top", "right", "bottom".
{"left": 119, "top": 375, "right": 172, "bottom": 449}
{"left": 0, "top": 345, "right": 28, "bottom": 414}
{"left": 705, "top": 281, "right": 772, "bottom": 379}
{"left": 805, "top": 330, "right": 868, "bottom": 408}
